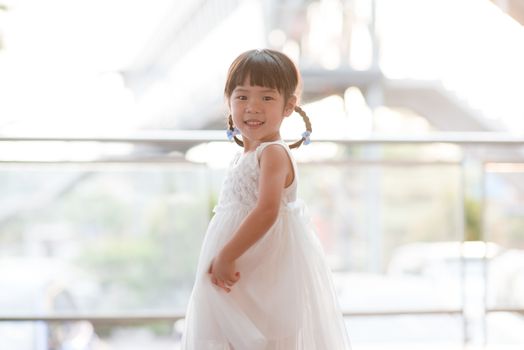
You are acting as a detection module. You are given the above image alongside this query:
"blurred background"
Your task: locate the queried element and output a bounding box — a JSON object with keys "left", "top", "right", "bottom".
{"left": 1, "top": 0, "right": 524, "bottom": 349}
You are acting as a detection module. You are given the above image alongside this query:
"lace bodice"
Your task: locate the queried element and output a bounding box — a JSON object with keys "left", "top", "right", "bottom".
{"left": 216, "top": 141, "right": 298, "bottom": 209}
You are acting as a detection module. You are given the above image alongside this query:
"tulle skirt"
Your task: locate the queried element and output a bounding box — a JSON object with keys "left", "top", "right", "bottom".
{"left": 181, "top": 200, "right": 351, "bottom": 350}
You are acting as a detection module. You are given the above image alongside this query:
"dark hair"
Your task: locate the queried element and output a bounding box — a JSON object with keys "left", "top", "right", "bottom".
{"left": 224, "top": 49, "right": 298, "bottom": 100}
{"left": 225, "top": 49, "right": 312, "bottom": 149}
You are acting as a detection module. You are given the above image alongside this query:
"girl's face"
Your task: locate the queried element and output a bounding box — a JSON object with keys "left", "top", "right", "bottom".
{"left": 229, "top": 77, "right": 296, "bottom": 151}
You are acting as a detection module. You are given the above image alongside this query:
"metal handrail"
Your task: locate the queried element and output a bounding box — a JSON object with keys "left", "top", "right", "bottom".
{"left": 1, "top": 131, "right": 524, "bottom": 144}
{"left": 2, "top": 307, "right": 523, "bottom": 324}
{"left": 0, "top": 308, "right": 465, "bottom": 324}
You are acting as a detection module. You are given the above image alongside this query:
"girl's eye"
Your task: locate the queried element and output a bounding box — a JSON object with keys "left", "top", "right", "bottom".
{"left": 236, "top": 95, "right": 247, "bottom": 100}
{"left": 263, "top": 96, "right": 274, "bottom": 101}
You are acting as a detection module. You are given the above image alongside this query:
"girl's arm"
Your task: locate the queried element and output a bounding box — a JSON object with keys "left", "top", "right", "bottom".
{"left": 222, "top": 144, "right": 291, "bottom": 259}
{"left": 209, "top": 145, "right": 292, "bottom": 289}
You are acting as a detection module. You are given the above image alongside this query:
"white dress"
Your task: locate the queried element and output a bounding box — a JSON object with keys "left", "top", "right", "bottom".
{"left": 182, "top": 140, "right": 351, "bottom": 350}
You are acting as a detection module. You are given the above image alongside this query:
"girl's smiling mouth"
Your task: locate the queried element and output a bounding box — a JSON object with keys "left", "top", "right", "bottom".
{"left": 245, "top": 120, "right": 264, "bottom": 127}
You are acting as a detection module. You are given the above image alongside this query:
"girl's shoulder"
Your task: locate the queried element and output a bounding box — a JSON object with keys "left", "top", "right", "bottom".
{"left": 255, "top": 140, "right": 296, "bottom": 172}
{"left": 255, "top": 139, "right": 291, "bottom": 159}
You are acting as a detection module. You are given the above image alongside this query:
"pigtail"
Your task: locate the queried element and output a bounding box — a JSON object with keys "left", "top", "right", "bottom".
{"left": 228, "top": 114, "right": 244, "bottom": 147}
{"left": 289, "top": 105, "right": 313, "bottom": 149}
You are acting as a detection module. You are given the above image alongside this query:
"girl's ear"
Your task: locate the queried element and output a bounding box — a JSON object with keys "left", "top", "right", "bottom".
{"left": 283, "top": 95, "right": 297, "bottom": 118}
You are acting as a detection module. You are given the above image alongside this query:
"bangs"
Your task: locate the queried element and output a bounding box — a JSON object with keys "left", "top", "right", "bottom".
{"left": 232, "top": 55, "right": 283, "bottom": 91}
{"left": 224, "top": 49, "right": 297, "bottom": 98}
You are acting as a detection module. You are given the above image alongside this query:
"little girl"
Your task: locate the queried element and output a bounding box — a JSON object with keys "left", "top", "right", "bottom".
{"left": 181, "top": 49, "right": 351, "bottom": 349}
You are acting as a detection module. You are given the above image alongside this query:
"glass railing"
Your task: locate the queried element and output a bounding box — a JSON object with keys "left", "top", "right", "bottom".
{"left": 1, "top": 132, "right": 523, "bottom": 349}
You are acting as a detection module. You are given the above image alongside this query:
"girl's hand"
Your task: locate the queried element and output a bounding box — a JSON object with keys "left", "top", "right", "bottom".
{"left": 208, "top": 253, "right": 240, "bottom": 293}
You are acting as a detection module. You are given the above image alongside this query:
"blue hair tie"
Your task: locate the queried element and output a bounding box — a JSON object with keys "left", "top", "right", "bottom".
{"left": 227, "top": 127, "right": 241, "bottom": 140}
{"left": 302, "top": 130, "right": 311, "bottom": 145}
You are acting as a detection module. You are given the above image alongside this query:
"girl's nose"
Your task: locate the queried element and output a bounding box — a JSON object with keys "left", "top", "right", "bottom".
{"left": 245, "top": 100, "right": 261, "bottom": 114}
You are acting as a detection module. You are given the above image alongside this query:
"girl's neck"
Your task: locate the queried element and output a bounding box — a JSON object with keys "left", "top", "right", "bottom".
{"left": 242, "top": 135, "right": 282, "bottom": 153}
